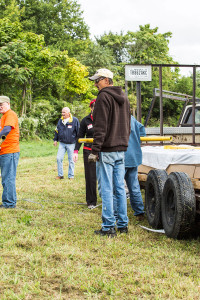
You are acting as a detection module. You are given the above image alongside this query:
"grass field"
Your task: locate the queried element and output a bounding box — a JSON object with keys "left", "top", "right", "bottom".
{"left": 0, "top": 140, "right": 200, "bottom": 299}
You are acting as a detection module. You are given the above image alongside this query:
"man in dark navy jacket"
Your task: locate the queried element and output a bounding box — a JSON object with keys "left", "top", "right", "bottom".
{"left": 53, "top": 107, "right": 79, "bottom": 179}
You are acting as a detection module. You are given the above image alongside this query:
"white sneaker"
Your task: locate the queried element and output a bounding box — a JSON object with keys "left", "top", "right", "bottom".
{"left": 88, "top": 205, "right": 95, "bottom": 209}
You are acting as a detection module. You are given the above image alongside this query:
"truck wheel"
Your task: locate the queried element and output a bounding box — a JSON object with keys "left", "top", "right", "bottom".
{"left": 145, "top": 169, "right": 168, "bottom": 229}
{"left": 161, "top": 172, "right": 196, "bottom": 239}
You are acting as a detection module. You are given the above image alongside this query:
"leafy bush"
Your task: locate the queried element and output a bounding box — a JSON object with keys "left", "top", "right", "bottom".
{"left": 19, "top": 116, "right": 39, "bottom": 140}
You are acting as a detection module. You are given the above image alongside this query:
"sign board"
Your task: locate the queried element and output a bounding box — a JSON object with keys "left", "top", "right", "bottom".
{"left": 125, "top": 65, "right": 152, "bottom": 81}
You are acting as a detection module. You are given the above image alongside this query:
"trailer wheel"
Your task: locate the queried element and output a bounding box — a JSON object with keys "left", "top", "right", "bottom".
{"left": 161, "top": 172, "right": 196, "bottom": 239}
{"left": 145, "top": 169, "right": 168, "bottom": 229}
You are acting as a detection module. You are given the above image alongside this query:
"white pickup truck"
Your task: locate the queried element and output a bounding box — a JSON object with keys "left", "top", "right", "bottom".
{"left": 145, "top": 94, "right": 200, "bottom": 143}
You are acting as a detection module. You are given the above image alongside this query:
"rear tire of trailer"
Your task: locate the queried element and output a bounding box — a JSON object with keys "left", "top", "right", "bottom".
{"left": 145, "top": 169, "right": 168, "bottom": 229}
{"left": 161, "top": 172, "right": 196, "bottom": 239}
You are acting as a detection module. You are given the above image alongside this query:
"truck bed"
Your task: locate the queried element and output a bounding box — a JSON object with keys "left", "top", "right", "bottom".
{"left": 146, "top": 127, "right": 200, "bottom": 134}
{"left": 145, "top": 127, "right": 200, "bottom": 143}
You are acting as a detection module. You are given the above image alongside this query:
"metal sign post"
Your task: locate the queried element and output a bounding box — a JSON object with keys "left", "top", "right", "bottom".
{"left": 136, "top": 81, "right": 141, "bottom": 122}
{"left": 159, "top": 65, "right": 163, "bottom": 137}
{"left": 193, "top": 66, "right": 196, "bottom": 144}
{"left": 125, "top": 63, "right": 200, "bottom": 144}
{"left": 125, "top": 65, "right": 152, "bottom": 122}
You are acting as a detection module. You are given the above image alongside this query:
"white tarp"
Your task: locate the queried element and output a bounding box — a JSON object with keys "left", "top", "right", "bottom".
{"left": 142, "top": 146, "right": 200, "bottom": 169}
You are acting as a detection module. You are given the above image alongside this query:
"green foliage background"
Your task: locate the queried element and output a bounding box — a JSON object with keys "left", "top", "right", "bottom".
{"left": 0, "top": 0, "right": 200, "bottom": 138}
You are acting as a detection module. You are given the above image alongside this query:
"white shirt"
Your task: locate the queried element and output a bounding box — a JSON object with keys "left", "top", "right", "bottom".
{"left": 62, "top": 118, "right": 69, "bottom": 125}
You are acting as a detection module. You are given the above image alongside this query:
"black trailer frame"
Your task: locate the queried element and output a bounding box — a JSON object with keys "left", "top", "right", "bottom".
{"left": 125, "top": 64, "right": 200, "bottom": 144}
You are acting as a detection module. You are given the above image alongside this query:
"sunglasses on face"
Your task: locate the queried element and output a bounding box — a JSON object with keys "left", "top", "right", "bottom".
{"left": 95, "top": 77, "right": 105, "bottom": 84}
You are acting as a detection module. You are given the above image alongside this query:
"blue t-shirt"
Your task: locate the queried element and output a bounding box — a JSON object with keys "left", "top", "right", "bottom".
{"left": 125, "top": 116, "right": 146, "bottom": 168}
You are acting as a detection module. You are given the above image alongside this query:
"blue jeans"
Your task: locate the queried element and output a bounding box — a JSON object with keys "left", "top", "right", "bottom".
{"left": 99, "top": 151, "right": 128, "bottom": 230}
{"left": 125, "top": 167, "right": 144, "bottom": 216}
{"left": 113, "top": 167, "right": 144, "bottom": 217}
{"left": 0, "top": 152, "right": 20, "bottom": 208}
{"left": 57, "top": 142, "right": 75, "bottom": 178}
{"left": 96, "top": 160, "right": 101, "bottom": 198}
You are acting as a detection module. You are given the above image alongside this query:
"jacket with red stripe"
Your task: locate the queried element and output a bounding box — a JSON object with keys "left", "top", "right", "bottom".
{"left": 74, "top": 113, "right": 94, "bottom": 151}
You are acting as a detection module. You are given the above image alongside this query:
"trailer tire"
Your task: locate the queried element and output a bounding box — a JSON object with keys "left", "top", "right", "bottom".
{"left": 145, "top": 169, "right": 168, "bottom": 229}
{"left": 161, "top": 172, "right": 196, "bottom": 239}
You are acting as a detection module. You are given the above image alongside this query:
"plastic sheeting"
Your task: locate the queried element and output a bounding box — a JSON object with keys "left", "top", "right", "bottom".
{"left": 142, "top": 146, "right": 200, "bottom": 169}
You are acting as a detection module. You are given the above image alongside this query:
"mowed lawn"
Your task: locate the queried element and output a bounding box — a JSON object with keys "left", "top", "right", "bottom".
{"left": 0, "top": 140, "right": 200, "bottom": 299}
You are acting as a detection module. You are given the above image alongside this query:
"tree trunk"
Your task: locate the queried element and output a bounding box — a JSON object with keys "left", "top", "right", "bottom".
{"left": 21, "top": 84, "right": 26, "bottom": 116}
{"left": 29, "top": 79, "right": 32, "bottom": 111}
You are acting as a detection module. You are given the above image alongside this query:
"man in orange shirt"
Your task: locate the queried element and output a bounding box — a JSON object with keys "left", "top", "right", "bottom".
{"left": 0, "top": 96, "right": 20, "bottom": 208}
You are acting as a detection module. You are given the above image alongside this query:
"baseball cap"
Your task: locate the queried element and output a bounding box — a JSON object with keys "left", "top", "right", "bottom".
{"left": 89, "top": 69, "right": 113, "bottom": 81}
{"left": 0, "top": 96, "right": 10, "bottom": 103}
{"left": 89, "top": 99, "right": 96, "bottom": 107}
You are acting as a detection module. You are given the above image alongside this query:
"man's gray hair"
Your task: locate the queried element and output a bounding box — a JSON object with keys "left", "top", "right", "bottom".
{"left": 62, "top": 107, "right": 70, "bottom": 112}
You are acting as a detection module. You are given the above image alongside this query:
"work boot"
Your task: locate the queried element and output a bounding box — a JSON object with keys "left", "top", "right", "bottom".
{"left": 94, "top": 227, "right": 116, "bottom": 237}
{"left": 56, "top": 176, "right": 64, "bottom": 179}
{"left": 135, "top": 214, "right": 145, "bottom": 221}
{"left": 0, "top": 204, "right": 16, "bottom": 209}
{"left": 118, "top": 227, "right": 128, "bottom": 234}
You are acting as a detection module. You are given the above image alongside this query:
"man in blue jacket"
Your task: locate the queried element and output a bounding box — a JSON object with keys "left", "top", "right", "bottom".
{"left": 125, "top": 116, "right": 146, "bottom": 219}
{"left": 53, "top": 107, "right": 79, "bottom": 179}
{"left": 114, "top": 116, "right": 146, "bottom": 221}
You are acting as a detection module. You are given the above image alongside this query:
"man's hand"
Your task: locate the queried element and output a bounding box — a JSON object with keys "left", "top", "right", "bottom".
{"left": 53, "top": 141, "right": 57, "bottom": 147}
{"left": 73, "top": 153, "right": 78, "bottom": 163}
{"left": 88, "top": 153, "right": 98, "bottom": 163}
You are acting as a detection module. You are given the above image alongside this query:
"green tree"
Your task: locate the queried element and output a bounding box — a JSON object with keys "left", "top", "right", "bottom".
{"left": 96, "top": 31, "right": 130, "bottom": 64}
{"left": 96, "top": 25, "right": 180, "bottom": 122}
{"left": 76, "top": 40, "right": 117, "bottom": 76}
{"left": 0, "top": 0, "right": 90, "bottom": 55}
{"left": 0, "top": 16, "right": 92, "bottom": 138}
{"left": 0, "top": 16, "right": 21, "bottom": 45}
{"left": 127, "top": 24, "right": 173, "bottom": 64}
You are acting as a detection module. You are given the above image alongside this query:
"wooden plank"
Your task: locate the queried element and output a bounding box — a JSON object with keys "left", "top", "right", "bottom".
{"left": 138, "top": 164, "right": 200, "bottom": 190}
{"left": 138, "top": 173, "right": 147, "bottom": 182}
{"left": 194, "top": 166, "right": 200, "bottom": 179}
{"left": 191, "top": 179, "right": 200, "bottom": 190}
{"left": 166, "top": 164, "right": 196, "bottom": 178}
{"left": 139, "top": 164, "right": 200, "bottom": 179}
{"left": 138, "top": 165, "right": 154, "bottom": 174}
